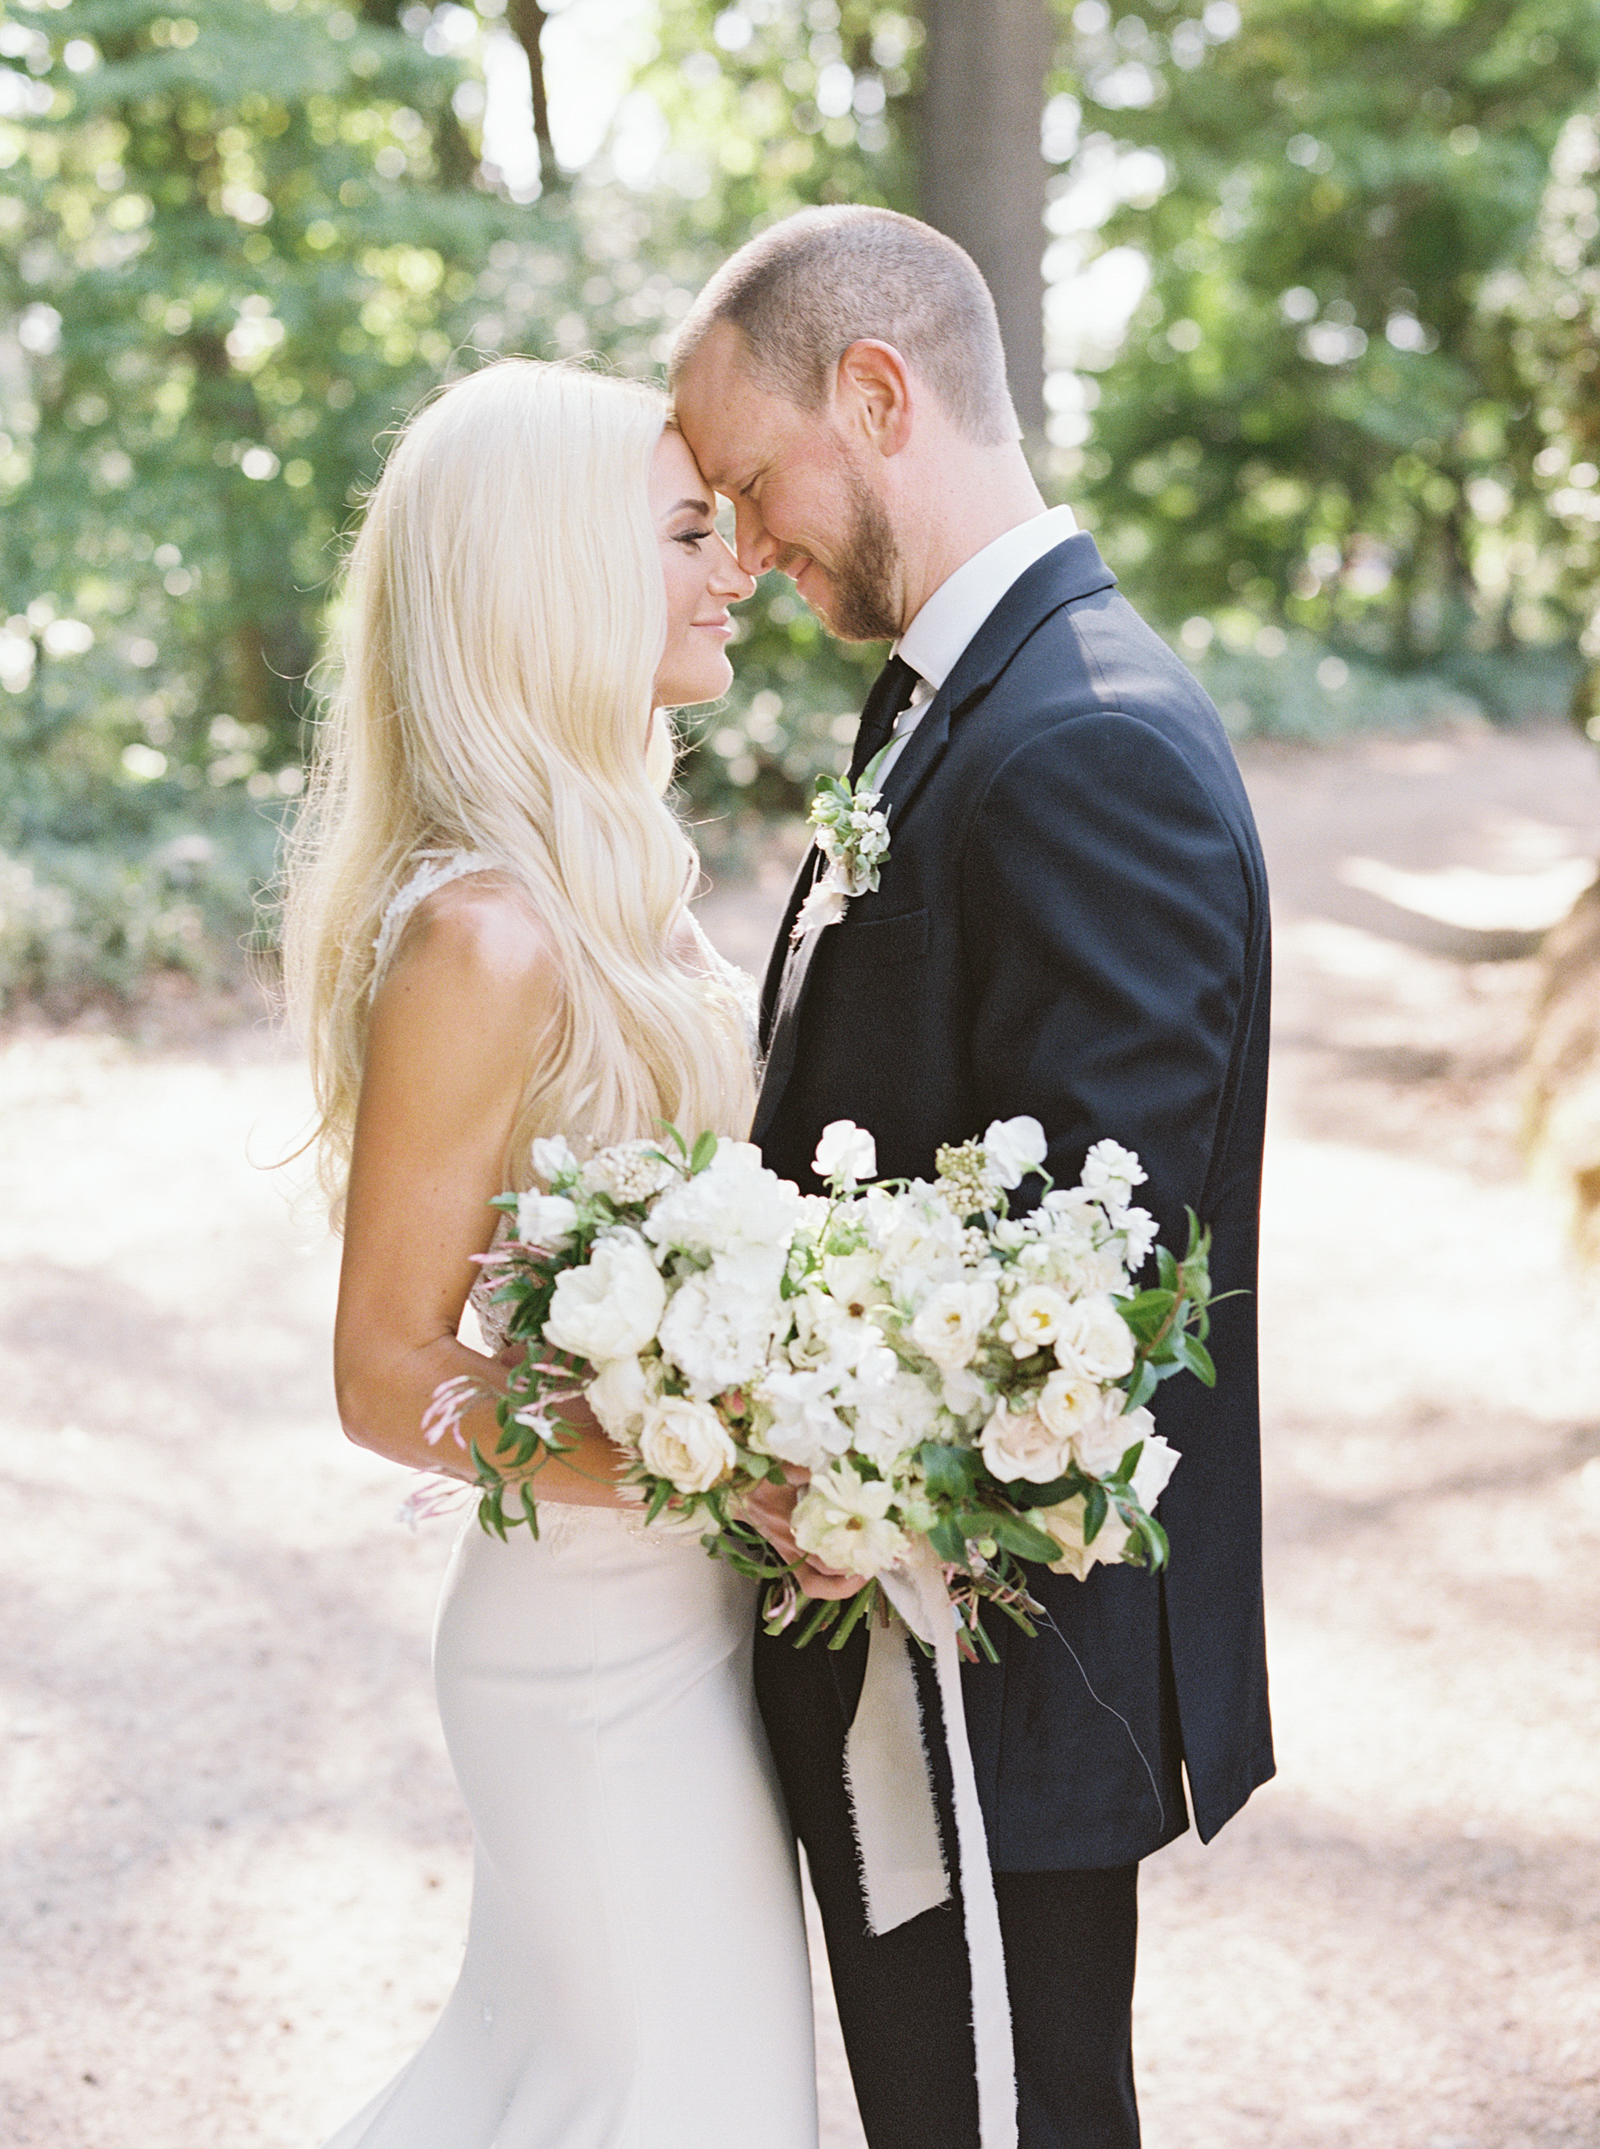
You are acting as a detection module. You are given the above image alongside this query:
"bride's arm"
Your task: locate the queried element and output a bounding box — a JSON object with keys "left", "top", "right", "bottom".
{"left": 333, "top": 885, "right": 627, "bottom": 1507}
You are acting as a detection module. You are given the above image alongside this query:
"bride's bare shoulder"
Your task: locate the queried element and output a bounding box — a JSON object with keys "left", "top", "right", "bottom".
{"left": 377, "top": 873, "right": 560, "bottom": 1033}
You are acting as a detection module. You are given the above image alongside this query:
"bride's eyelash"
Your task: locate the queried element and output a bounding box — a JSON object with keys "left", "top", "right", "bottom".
{"left": 674, "top": 529, "right": 714, "bottom": 547}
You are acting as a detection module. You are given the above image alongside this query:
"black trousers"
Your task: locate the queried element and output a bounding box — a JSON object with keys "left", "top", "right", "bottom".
{"left": 755, "top": 1621, "right": 1141, "bottom": 2149}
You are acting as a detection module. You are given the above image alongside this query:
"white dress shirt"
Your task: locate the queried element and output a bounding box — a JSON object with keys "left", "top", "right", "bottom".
{"left": 873, "top": 504, "right": 1079, "bottom": 784}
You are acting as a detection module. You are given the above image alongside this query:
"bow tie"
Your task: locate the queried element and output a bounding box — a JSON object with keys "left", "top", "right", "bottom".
{"left": 847, "top": 653, "right": 921, "bottom": 783}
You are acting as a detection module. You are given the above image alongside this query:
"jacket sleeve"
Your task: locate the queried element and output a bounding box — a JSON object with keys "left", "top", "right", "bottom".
{"left": 958, "top": 709, "right": 1251, "bottom": 1248}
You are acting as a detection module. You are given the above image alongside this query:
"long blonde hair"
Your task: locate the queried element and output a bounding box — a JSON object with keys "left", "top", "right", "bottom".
{"left": 281, "top": 359, "right": 755, "bottom": 1221}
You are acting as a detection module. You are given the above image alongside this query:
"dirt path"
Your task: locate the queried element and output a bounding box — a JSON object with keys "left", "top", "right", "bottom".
{"left": 2, "top": 724, "right": 1599, "bottom": 2148}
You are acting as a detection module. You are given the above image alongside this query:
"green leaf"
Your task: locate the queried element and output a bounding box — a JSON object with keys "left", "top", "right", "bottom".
{"left": 689, "top": 1128, "right": 718, "bottom": 1175}
{"left": 1180, "top": 1333, "right": 1217, "bottom": 1387}
{"left": 1116, "top": 1439, "right": 1147, "bottom": 1480}
{"left": 987, "top": 1511, "right": 1064, "bottom": 1564}
{"left": 919, "top": 1441, "right": 983, "bottom": 1501}
{"left": 1083, "top": 1484, "right": 1108, "bottom": 1545}
{"left": 929, "top": 1515, "right": 968, "bottom": 1566}
{"left": 1124, "top": 1360, "right": 1160, "bottom": 1412}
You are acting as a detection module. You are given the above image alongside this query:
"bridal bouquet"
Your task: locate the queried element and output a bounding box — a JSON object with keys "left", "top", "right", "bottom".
{"left": 425, "top": 1116, "right": 1217, "bottom": 1653}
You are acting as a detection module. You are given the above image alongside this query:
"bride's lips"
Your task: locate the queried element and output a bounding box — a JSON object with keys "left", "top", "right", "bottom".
{"left": 694, "top": 613, "right": 734, "bottom": 639}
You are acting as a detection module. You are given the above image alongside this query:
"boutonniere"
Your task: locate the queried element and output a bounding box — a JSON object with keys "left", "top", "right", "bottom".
{"left": 792, "top": 745, "right": 893, "bottom": 942}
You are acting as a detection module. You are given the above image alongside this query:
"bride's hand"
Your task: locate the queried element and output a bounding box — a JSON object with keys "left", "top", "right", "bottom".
{"left": 739, "top": 1470, "right": 872, "bottom": 1602}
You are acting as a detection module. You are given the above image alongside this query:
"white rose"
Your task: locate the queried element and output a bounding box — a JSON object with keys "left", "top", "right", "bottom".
{"left": 638, "top": 1396, "right": 738, "bottom": 1493}
{"left": 1130, "top": 1430, "right": 1180, "bottom": 1510}
{"left": 514, "top": 1190, "right": 579, "bottom": 1250}
{"left": 982, "top": 1115, "right": 1049, "bottom": 1191}
{"left": 1037, "top": 1367, "right": 1108, "bottom": 1448}
{"left": 813, "top": 1120, "right": 877, "bottom": 1186}
{"left": 586, "top": 1355, "right": 654, "bottom": 1447}
{"left": 656, "top": 1269, "right": 781, "bottom": 1400}
{"left": 793, "top": 1462, "right": 908, "bottom": 1578}
{"left": 979, "top": 1397, "right": 1072, "bottom": 1484}
{"left": 543, "top": 1230, "right": 666, "bottom": 1364}
{"left": 907, "top": 1276, "right": 999, "bottom": 1371}
{"left": 1030, "top": 1492, "right": 1132, "bottom": 1580}
{"left": 1053, "top": 1294, "right": 1136, "bottom": 1381}
{"left": 529, "top": 1134, "right": 578, "bottom": 1188}
{"left": 1069, "top": 1395, "right": 1150, "bottom": 1478}
{"left": 1000, "top": 1282, "right": 1074, "bottom": 1359}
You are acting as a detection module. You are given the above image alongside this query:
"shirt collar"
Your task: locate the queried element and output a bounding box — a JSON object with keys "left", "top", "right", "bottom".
{"left": 895, "top": 504, "right": 1079, "bottom": 693}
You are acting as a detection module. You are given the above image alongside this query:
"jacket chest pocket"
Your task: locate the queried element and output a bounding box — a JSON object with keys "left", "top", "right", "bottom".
{"left": 828, "top": 906, "right": 930, "bottom": 967}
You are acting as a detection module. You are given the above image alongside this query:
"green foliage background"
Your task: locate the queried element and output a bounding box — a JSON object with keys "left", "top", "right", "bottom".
{"left": 2, "top": 0, "right": 1599, "bottom": 1006}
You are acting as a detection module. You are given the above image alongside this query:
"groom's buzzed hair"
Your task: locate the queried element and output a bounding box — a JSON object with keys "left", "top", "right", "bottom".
{"left": 671, "top": 205, "right": 1019, "bottom": 447}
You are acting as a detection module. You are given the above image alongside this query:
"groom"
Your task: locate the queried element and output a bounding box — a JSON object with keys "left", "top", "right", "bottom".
{"left": 672, "top": 207, "right": 1274, "bottom": 2149}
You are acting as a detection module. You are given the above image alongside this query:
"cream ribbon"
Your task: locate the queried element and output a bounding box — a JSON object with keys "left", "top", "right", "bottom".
{"left": 844, "top": 1541, "right": 1019, "bottom": 2149}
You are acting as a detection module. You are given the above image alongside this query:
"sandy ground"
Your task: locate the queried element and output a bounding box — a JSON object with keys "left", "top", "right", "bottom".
{"left": 3, "top": 722, "right": 1600, "bottom": 2149}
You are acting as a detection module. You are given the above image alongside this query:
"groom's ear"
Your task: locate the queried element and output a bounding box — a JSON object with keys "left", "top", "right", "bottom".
{"left": 834, "top": 340, "right": 915, "bottom": 459}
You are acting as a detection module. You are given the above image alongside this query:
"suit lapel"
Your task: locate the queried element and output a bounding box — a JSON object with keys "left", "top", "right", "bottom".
{"left": 752, "top": 533, "right": 1118, "bottom": 1150}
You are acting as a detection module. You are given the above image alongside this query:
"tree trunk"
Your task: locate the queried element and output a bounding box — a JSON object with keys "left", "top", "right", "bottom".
{"left": 916, "top": 0, "right": 1053, "bottom": 440}
{"left": 507, "top": 0, "right": 554, "bottom": 162}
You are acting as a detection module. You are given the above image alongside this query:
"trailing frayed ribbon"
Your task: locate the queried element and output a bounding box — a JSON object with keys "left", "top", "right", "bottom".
{"left": 846, "top": 1543, "right": 1019, "bottom": 2149}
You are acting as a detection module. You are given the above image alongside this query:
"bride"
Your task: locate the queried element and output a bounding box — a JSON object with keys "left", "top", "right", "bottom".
{"left": 282, "top": 359, "right": 819, "bottom": 2148}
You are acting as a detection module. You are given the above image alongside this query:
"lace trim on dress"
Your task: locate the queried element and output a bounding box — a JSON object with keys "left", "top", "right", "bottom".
{"left": 371, "top": 847, "right": 497, "bottom": 990}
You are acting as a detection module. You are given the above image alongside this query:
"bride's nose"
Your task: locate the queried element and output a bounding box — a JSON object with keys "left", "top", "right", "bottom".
{"left": 710, "top": 534, "right": 757, "bottom": 603}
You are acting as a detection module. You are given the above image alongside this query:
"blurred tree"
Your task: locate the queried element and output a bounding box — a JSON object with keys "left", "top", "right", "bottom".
{"left": 1050, "top": 0, "right": 1600, "bottom": 671}
{"left": 920, "top": 0, "right": 1053, "bottom": 436}
{"left": 1501, "top": 98, "right": 1600, "bottom": 741}
{"left": 0, "top": 0, "right": 554, "bottom": 835}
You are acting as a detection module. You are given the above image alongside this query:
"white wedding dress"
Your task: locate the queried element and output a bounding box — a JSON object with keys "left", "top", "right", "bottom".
{"left": 321, "top": 855, "right": 817, "bottom": 2149}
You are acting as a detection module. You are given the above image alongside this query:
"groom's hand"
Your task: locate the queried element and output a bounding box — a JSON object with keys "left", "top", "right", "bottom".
{"left": 740, "top": 1471, "right": 871, "bottom": 1602}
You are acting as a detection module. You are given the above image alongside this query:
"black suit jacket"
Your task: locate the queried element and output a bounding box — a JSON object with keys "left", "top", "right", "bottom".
{"left": 753, "top": 533, "right": 1274, "bottom": 1869}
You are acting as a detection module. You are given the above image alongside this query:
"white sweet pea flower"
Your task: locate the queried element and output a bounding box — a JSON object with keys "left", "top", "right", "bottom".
{"left": 982, "top": 1115, "right": 1049, "bottom": 1191}
{"left": 907, "top": 1275, "right": 999, "bottom": 1371}
{"left": 514, "top": 1190, "right": 579, "bottom": 1250}
{"left": 753, "top": 1364, "right": 853, "bottom": 1469}
{"left": 793, "top": 1461, "right": 909, "bottom": 1578}
{"left": 979, "top": 1397, "right": 1072, "bottom": 1484}
{"left": 543, "top": 1230, "right": 666, "bottom": 1364}
{"left": 638, "top": 1396, "right": 738, "bottom": 1494}
{"left": 529, "top": 1133, "right": 579, "bottom": 1188}
{"left": 1080, "top": 1139, "right": 1147, "bottom": 1216}
{"left": 813, "top": 1120, "right": 877, "bottom": 1187}
{"left": 848, "top": 1368, "right": 942, "bottom": 1472}
{"left": 1117, "top": 1205, "right": 1159, "bottom": 1270}
{"left": 939, "top": 1363, "right": 993, "bottom": 1421}
{"left": 1053, "top": 1294, "right": 1136, "bottom": 1382}
{"left": 999, "top": 1282, "right": 1074, "bottom": 1359}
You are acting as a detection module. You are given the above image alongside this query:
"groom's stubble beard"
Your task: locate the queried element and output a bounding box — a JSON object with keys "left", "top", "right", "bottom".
{"left": 809, "top": 465, "right": 902, "bottom": 644}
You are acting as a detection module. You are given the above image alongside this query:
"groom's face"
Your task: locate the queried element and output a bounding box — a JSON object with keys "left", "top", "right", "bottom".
{"left": 674, "top": 322, "right": 902, "bottom": 643}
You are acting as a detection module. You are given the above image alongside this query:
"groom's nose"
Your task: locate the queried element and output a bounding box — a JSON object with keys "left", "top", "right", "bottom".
{"left": 733, "top": 497, "right": 778, "bottom": 577}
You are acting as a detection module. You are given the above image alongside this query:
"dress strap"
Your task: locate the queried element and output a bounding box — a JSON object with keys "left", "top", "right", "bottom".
{"left": 372, "top": 848, "right": 497, "bottom": 991}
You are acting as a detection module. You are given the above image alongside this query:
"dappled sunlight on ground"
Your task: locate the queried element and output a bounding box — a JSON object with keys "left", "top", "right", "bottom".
{"left": 1, "top": 725, "right": 1598, "bottom": 2147}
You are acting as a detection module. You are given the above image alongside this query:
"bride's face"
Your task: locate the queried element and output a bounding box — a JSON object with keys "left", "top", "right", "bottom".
{"left": 650, "top": 428, "right": 754, "bottom": 709}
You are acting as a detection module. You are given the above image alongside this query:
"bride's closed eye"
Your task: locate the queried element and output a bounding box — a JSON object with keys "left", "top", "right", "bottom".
{"left": 673, "top": 527, "right": 715, "bottom": 549}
